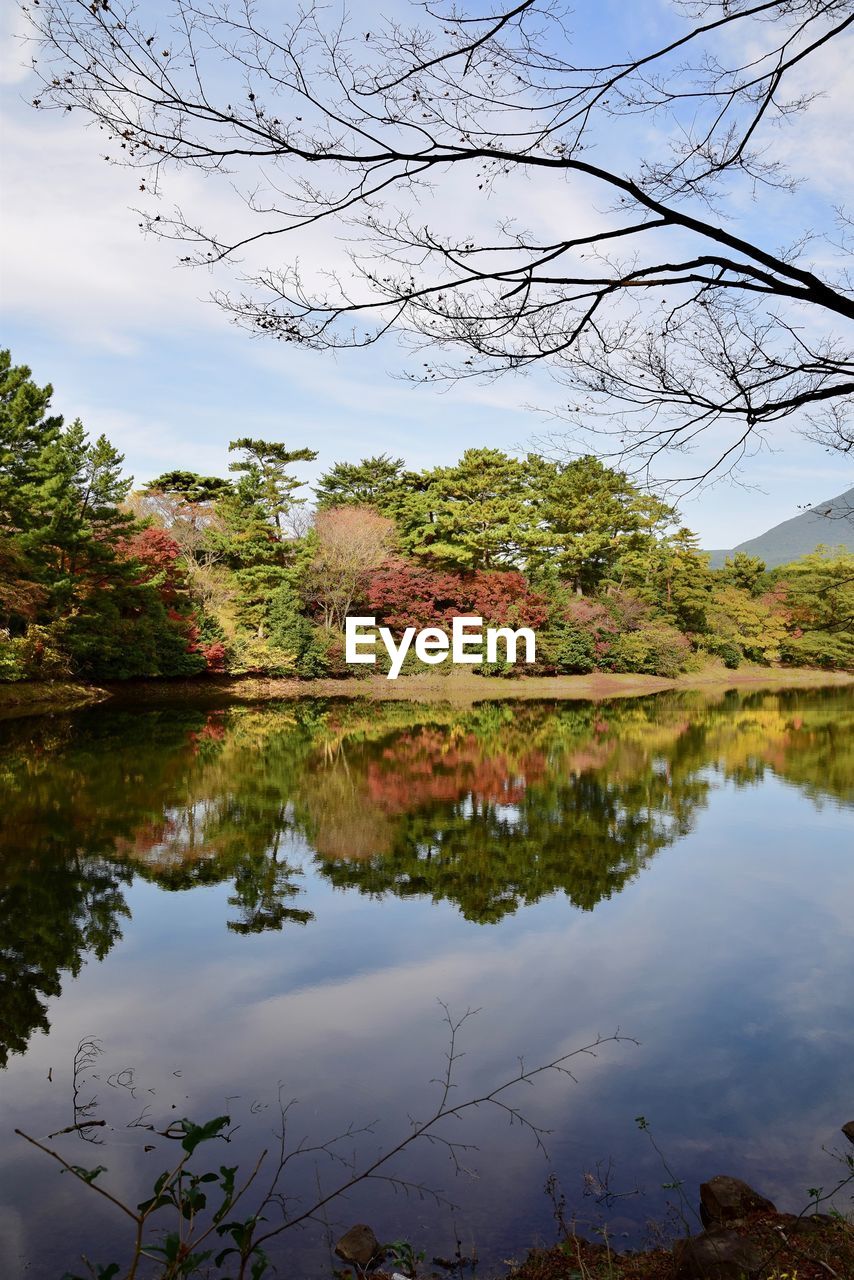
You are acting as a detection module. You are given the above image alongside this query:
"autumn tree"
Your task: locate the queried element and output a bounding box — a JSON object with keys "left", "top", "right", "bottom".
{"left": 131, "top": 470, "right": 236, "bottom": 616}
{"left": 27, "top": 1, "right": 854, "bottom": 481}
{"left": 0, "top": 537, "right": 44, "bottom": 631}
{"left": 304, "top": 506, "right": 395, "bottom": 630}
{"left": 366, "top": 561, "right": 549, "bottom": 632}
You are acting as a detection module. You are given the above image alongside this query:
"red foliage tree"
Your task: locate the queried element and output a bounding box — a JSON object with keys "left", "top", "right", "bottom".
{"left": 563, "top": 597, "right": 620, "bottom": 653}
{"left": 467, "top": 571, "right": 549, "bottom": 629}
{"left": 366, "top": 560, "right": 549, "bottom": 632}
{"left": 118, "top": 527, "right": 185, "bottom": 603}
{"left": 119, "top": 526, "right": 228, "bottom": 671}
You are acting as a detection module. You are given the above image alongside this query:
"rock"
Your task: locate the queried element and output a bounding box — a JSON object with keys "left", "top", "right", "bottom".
{"left": 788, "top": 1213, "right": 837, "bottom": 1236}
{"left": 334, "top": 1223, "right": 382, "bottom": 1269}
{"left": 842, "top": 1120, "right": 854, "bottom": 1146}
{"left": 699, "top": 1175, "right": 776, "bottom": 1227}
{"left": 673, "top": 1227, "right": 768, "bottom": 1279}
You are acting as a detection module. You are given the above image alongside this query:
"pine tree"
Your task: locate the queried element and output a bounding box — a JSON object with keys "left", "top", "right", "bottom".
{"left": 314, "top": 454, "right": 406, "bottom": 511}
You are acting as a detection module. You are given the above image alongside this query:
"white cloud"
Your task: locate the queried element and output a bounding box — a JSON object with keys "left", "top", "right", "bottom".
{"left": 0, "top": 108, "right": 225, "bottom": 349}
{"left": 2, "top": 4, "right": 851, "bottom": 545}
{"left": 0, "top": 3, "right": 31, "bottom": 86}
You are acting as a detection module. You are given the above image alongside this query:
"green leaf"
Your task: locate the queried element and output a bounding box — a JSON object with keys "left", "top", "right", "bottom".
{"left": 250, "top": 1251, "right": 271, "bottom": 1280}
{"left": 178, "top": 1115, "right": 230, "bottom": 1155}
{"left": 66, "top": 1164, "right": 108, "bottom": 1185}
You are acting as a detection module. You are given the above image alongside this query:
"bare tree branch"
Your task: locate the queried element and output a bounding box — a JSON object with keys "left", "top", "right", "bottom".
{"left": 25, "top": 0, "right": 854, "bottom": 481}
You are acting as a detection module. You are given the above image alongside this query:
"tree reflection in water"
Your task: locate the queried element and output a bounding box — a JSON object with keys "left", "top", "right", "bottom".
{"left": 1, "top": 687, "right": 851, "bottom": 1062}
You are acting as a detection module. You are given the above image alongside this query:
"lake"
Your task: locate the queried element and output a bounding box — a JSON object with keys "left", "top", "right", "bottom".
{"left": 1, "top": 686, "right": 852, "bottom": 1277}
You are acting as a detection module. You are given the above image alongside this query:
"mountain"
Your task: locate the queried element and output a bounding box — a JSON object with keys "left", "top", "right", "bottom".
{"left": 706, "top": 486, "right": 854, "bottom": 569}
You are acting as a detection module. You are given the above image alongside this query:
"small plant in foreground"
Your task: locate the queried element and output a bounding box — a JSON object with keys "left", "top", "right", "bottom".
{"left": 384, "top": 1238, "right": 426, "bottom": 1277}
{"left": 18, "top": 1012, "right": 635, "bottom": 1280}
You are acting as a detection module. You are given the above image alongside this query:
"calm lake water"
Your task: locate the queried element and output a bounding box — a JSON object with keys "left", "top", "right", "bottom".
{"left": 1, "top": 687, "right": 852, "bottom": 1277}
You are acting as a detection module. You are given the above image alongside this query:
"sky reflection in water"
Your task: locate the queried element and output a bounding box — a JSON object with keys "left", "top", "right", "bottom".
{"left": 0, "top": 688, "right": 852, "bottom": 1277}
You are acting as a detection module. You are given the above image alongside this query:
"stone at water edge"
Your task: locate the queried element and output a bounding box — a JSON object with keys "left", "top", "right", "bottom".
{"left": 842, "top": 1120, "right": 854, "bottom": 1145}
{"left": 673, "top": 1227, "right": 768, "bottom": 1280}
{"left": 334, "top": 1223, "right": 382, "bottom": 1269}
{"left": 699, "top": 1175, "right": 776, "bottom": 1227}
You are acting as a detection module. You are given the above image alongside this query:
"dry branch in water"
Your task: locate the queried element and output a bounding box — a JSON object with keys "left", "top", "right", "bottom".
{"left": 17, "top": 1009, "right": 636, "bottom": 1279}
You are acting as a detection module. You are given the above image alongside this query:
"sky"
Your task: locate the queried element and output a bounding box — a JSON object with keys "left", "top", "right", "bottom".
{"left": 1, "top": 0, "right": 852, "bottom": 549}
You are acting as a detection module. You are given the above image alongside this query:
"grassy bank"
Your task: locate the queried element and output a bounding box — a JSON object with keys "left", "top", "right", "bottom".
{"left": 506, "top": 1209, "right": 854, "bottom": 1280}
{"left": 1, "top": 663, "right": 852, "bottom": 719}
{"left": 0, "top": 679, "right": 110, "bottom": 718}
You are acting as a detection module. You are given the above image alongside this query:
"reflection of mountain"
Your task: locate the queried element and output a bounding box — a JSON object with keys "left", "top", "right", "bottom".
{"left": 0, "top": 688, "right": 850, "bottom": 1059}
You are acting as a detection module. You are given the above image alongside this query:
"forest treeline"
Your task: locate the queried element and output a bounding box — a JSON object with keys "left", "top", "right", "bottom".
{"left": 1, "top": 349, "right": 852, "bottom": 683}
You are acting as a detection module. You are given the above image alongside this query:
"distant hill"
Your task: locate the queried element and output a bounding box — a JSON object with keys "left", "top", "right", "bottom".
{"left": 707, "top": 485, "right": 854, "bottom": 569}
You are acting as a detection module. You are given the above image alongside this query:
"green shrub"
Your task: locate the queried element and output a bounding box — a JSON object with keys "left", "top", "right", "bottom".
{"left": 0, "top": 631, "right": 24, "bottom": 682}
{"left": 266, "top": 584, "right": 329, "bottom": 678}
{"left": 720, "top": 642, "right": 742, "bottom": 669}
{"left": 542, "top": 623, "right": 596, "bottom": 674}
{"left": 226, "top": 631, "right": 296, "bottom": 676}
{"left": 474, "top": 656, "right": 517, "bottom": 678}
{"left": 608, "top": 622, "right": 691, "bottom": 678}
{"left": 63, "top": 595, "right": 205, "bottom": 679}
{"left": 701, "top": 636, "right": 742, "bottom": 669}
{"left": 372, "top": 640, "right": 453, "bottom": 679}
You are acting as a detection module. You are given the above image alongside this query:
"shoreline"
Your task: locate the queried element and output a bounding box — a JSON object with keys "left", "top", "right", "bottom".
{"left": 0, "top": 664, "right": 852, "bottom": 720}
{"left": 335, "top": 1165, "right": 854, "bottom": 1280}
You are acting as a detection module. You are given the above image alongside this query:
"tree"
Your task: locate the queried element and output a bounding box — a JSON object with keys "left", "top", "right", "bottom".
{"left": 28, "top": 1, "right": 854, "bottom": 480}
{"left": 132, "top": 471, "right": 235, "bottom": 613}
{"left": 144, "top": 471, "right": 233, "bottom": 506}
{"left": 719, "top": 551, "right": 768, "bottom": 595}
{"left": 0, "top": 349, "right": 63, "bottom": 534}
{"left": 705, "top": 583, "right": 788, "bottom": 663}
{"left": 0, "top": 536, "right": 44, "bottom": 630}
{"left": 304, "top": 506, "right": 395, "bottom": 630}
{"left": 534, "top": 456, "right": 675, "bottom": 592}
{"left": 409, "top": 448, "right": 538, "bottom": 570}
{"left": 199, "top": 439, "right": 317, "bottom": 637}
{"left": 0, "top": 351, "right": 135, "bottom": 606}
{"left": 621, "top": 526, "right": 715, "bottom": 632}
{"left": 227, "top": 438, "right": 317, "bottom": 539}
{"left": 0, "top": 350, "right": 207, "bottom": 680}
{"left": 265, "top": 582, "right": 328, "bottom": 677}
{"left": 47, "top": 422, "right": 135, "bottom": 591}
{"left": 774, "top": 549, "right": 854, "bottom": 667}
{"left": 118, "top": 526, "right": 186, "bottom": 604}
{"left": 314, "top": 455, "right": 406, "bottom": 511}
{"left": 366, "top": 560, "right": 549, "bottom": 633}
